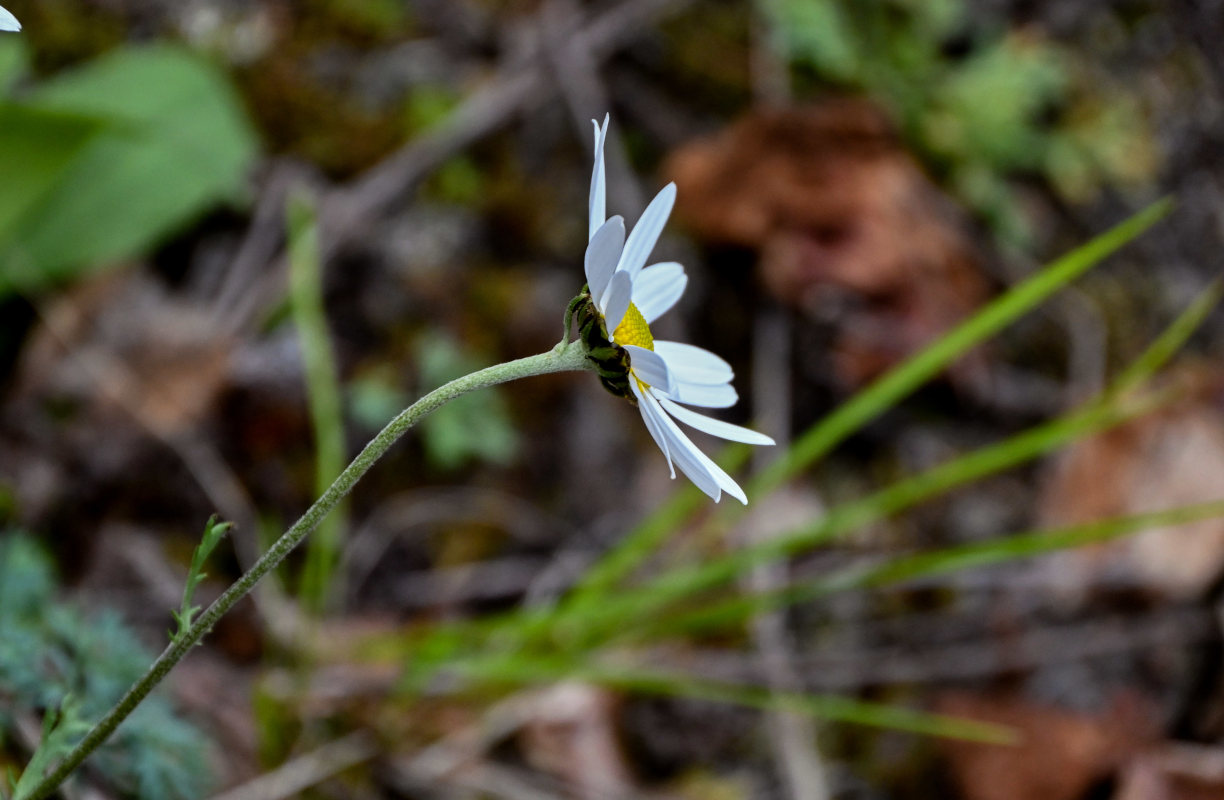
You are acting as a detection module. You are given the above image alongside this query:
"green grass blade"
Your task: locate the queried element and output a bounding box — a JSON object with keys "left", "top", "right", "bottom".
{"left": 823, "top": 498, "right": 1224, "bottom": 591}
{"left": 650, "top": 498, "right": 1224, "bottom": 638}
{"left": 288, "top": 190, "right": 348, "bottom": 614}
{"left": 553, "top": 389, "right": 1167, "bottom": 646}
{"left": 563, "top": 447, "right": 749, "bottom": 611}
{"left": 452, "top": 656, "right": 1016, "bottom": 743}
{"left": 1110, "top": 278, "right": 1223, "bottom": 396}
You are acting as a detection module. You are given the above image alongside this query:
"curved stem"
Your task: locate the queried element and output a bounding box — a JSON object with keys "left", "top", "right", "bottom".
{"left": 24, "top": 339, "right": 593, "bottom": 800}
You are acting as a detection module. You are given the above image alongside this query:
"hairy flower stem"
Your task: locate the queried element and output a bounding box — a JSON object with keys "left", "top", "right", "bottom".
{"left": 24, "top": 339, "right": 593, "bottom": 800}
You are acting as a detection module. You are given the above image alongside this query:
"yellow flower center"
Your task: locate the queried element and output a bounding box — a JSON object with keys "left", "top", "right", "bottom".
{"left": 613, "top": 302, "right": 654, "bottom": 351}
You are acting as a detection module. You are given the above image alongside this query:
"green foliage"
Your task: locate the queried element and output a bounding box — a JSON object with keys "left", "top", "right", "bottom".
{"left": 349, "top": 369, "right": 411, "bottom": 431}
{"left": 0, "top": 43, "right": 258, "bottom": 295}
{"left": 415, "top": 333, "right": 520, "bottom": 471}
{"left": 0, "top": 104, "right": 103, "bottom": 247}
{"left": 9, "top": 696, "right": 92, "bottom": 800}
{"left": 401, "top": 86, "right": 485, "bottom": 205}
{"left": 170, "top": 516, "right": 232, "bottom": 641}
{"left": 310, "top": 0, "right": 410, "bottom": 38}
{"left": 0, "top": 536, "right": 214, "bottom": 800}
{"left": 0, "top": 37, "right": 27, "bottom": 91}
{"left": 402, "top": 85, "right": 461, "bottom": 135}
{"left": 761, "top": 0, "right": 1155, "bottom": 244}
{"left": 288, "top": 191, "right": 348, "bottom": 614}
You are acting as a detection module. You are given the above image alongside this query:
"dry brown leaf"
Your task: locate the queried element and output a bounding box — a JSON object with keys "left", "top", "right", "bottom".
{"left": 1038, "top": 366, "right": 1224, "bottom": 602}
{"left": 937, "top": 691, "right": 1159, "bottom": 800}
{"left": 666, "top": 102, "right": 987, "bottom": 386}
{"left": 519, "top": 682, "right": 636, "bottom": 800}
{"left": 1115, "top": 743, "right": 1224, "bottom": 800}
{"left": 16, "top": 271, "right": 232, "bottom": 438}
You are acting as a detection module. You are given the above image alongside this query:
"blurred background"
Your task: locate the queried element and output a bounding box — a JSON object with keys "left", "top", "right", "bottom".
{"left": 2, "top": 0, "right": 1224, "bottom": 798}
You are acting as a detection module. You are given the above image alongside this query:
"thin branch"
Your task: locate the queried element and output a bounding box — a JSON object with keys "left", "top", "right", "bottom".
{"left": 206, "top": 732, "right": 378, "bottom": 800}
{"left": 746, "top": 306, "right": 831, "bottom": 800}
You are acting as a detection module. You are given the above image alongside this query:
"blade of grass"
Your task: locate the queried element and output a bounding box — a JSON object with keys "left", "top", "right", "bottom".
{"left": 824, "top": 498, "right": 1224, "bottom": 590}
{"left": 548, "top": 389, "right": 1168, "bottom": 647}
{"left": 564, "top": 199, "right": 1172, "bottom": 609}
{"left": 450, "top": 656, "right": 1017, "bottom": 744}
{"left": 643, "top": 498, "right": 1224, "bottom": 638}
{"left": 1109, "top": 278, "right": 1223, "bottom": 396}
{"left": 560, "top": 446, "right": 749, "bottom": 613}
{"left": 288, "top": 190, "right": 348, "bottom": 614}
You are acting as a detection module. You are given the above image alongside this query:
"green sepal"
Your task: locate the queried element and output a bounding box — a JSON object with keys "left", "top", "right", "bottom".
{"left": 574, "top": 291, "right": 634, "bottom": 400}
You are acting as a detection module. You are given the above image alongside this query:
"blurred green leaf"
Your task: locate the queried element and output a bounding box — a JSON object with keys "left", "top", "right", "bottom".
{"left": 170, "top": 515, "right": 232, "bottom": 641}
{"left": 926, "top": 35, "right": 1066, "bottom": 170}
{"left": 903, "top": 0, "right": 965, "bottom": 41}
{"left": 314, "top": 0, "right": 409, "bottom": 38}
{"left": 416, "top": 334, "right": 520, "bottom": 471}
{"left": 349, "top": 370, "right": 411, "bottom": 431}
{"left": 0, "top": 34, "right": 29, "bottom": 91}
{"left": 765, "top": 0, "right": 861, "bottom": 81}
{"left": 1, "top": 536, "right": 214, "bottom": 800}
{"left": 0, "top": 44, "right": 258, "bottom": 294}
{"left": 0, "top": 104, "right": 102, "bottom": 247}
{"left": 402, "top": 85, "right": 460, "bottom": 135}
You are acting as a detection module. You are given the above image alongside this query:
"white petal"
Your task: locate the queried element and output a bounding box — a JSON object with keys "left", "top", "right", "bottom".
{"left": 655, "top": 399, "right": 749, "bottom": 504}
{"left": 623, "top": 345, "right": 676, "bottom": 395}
{"left": 0, "top": 6, "right": 20, "bottom": 31}
{"left": 657, "top": 396, "right": 776, "bottom": 445}
{"left": 588, "top": 115, "right": 610, "bottom": 241}
{"left": 659, "top": 381, "right": 738, "bottom": 408}
{"left": 654, "top": 407, "right": 722, "bottom": 500}
{"left": 616, "top": 183, "right": 676, "bottom": 281}
{"left": 632, "top": 262, "right": 687, "bottom": 323}
{"left": 601, "top": 271, "right": 632, "bottom": 333}
{"left": 585, "top": 216, "right": 625, "bottom": 301}
{"left": 631, "top": 380, "right": 675, "bottom": 478}
{"left": 653, "top": 341, "right": 734, "bottom": 385}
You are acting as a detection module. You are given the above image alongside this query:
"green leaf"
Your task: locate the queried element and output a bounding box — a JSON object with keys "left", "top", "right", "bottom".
{"left": 1, "top": 535, "right": 215, "bottom": 799}
{"left": 0, "top": 34, "right": 29, "bottom": 92}
{"left": 416, "top": 334, "right": 520, "bottom": 471}
{"left": 0, "top": 44, "right": 258, "bottom": 294}
{"left": 171, "top": 516, "right": 231, "bottom": 641}
{"left": 0, "top": 104, "right": 102, "bottom": 248}
{"left": 765, "top": 0, "right": 862, "bottom": 81}
{"left": 925, "top": 35, "right": 1067, "bottom": 170}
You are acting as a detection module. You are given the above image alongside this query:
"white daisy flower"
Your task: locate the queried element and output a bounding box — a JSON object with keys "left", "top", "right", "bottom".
{"left": 0, "top": 5, "right": 20, "bottom": 32}
{"left": 576, "top": 115, "right": 774, "bottom": 504}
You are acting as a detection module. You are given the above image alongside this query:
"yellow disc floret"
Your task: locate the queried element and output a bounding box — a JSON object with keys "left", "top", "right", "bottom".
{"left": 613, "top": 302, "right": 654, "bottom": 350}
